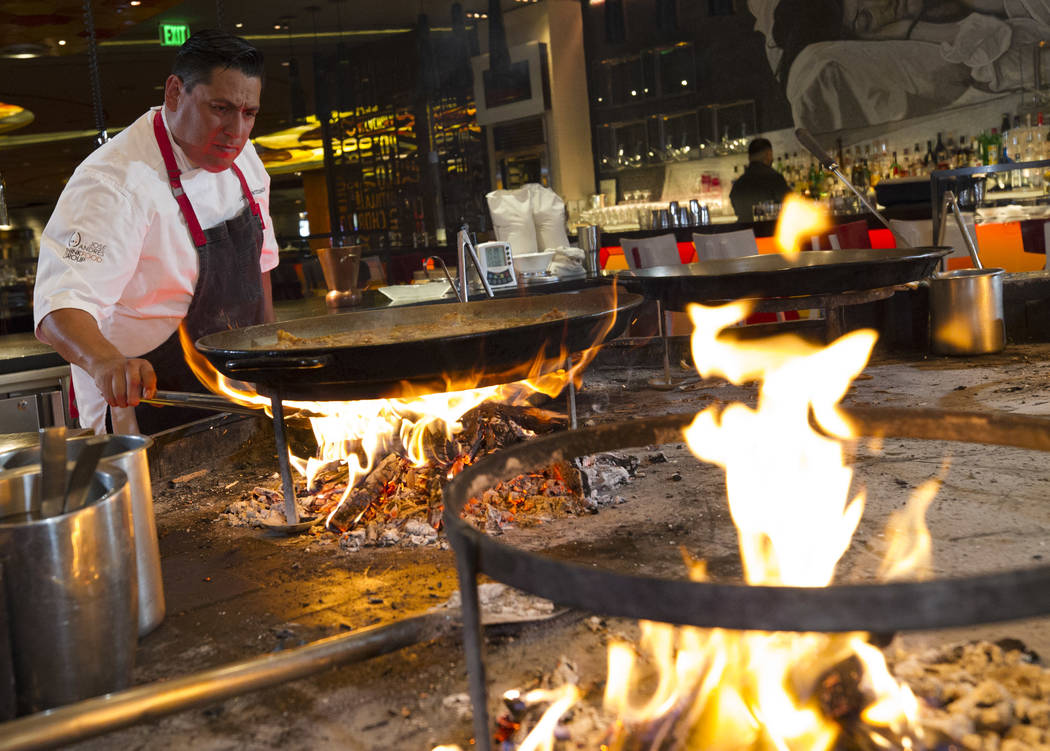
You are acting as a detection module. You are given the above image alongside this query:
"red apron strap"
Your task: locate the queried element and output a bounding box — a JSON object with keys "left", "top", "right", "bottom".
{"left": 152, "top": 110, "right": 207, "bottom": 248}
{"left": 229, "top": 162, "right": 265, "bottom": 230}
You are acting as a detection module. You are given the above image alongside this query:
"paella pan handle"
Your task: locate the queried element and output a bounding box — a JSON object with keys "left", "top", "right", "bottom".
{"left": 223, "top": 355, "right": 332, "bottom": 373}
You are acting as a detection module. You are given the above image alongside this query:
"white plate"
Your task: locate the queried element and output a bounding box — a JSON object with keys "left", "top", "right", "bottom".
{"left": 377, "top": 281, "right": 454, "bottom": 305}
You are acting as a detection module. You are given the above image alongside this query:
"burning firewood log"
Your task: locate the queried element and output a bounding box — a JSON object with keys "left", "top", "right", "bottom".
{"left": 296, "top": 402, "right": 579, "bottom": 538}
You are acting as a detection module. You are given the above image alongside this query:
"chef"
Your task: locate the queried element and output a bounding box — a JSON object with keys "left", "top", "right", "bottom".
{"left": 33, "top": 29, "right": 278, "bottom": 435}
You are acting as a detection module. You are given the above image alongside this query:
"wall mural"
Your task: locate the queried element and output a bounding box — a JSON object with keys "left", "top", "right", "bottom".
{"left": 748, "top": 0, "right": 1050, "bottom": 133}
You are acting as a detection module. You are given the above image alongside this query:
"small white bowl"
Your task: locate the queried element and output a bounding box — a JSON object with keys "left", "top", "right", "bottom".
{"left": 512, "top": 251, "right": 555, "bottom": 275}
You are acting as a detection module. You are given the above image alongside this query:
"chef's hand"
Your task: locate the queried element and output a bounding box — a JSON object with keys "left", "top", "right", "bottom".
{"left": 92, "top": 356, "right": 157, "bottom": 408}
{"left": 36, "top": 309, "right": 158, "bottom": 408}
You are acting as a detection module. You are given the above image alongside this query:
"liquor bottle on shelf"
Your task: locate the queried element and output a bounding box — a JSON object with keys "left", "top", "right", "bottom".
{"left": 933, "top": 132, "right": 951, "bottom": 170}
{"left": 923, "top": 139, "right": 935, "bottom": 169}
{"left": 987, "top": 128, "right": 1001, "bottom": 165}
{"left": 953, "top": 134, "right": 967, "bottom": 167}
{"left": 1011, "top": 115, "right": 1024, "bottom": 187}
{"left": 890, "top": 151, "right": 902, "bottom": 177}
{"left": 900, "top": 148, "right": 911, "bottom": 177}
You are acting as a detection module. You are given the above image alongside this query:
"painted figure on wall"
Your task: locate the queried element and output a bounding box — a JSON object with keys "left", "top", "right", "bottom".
{"left": 748, "top": 0, "right": 1050, "bottom": 133}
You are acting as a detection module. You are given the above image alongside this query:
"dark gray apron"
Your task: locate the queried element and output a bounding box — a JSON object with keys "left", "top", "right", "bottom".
{"left": 132, "top": 111, "right": 266, "bottom": 434}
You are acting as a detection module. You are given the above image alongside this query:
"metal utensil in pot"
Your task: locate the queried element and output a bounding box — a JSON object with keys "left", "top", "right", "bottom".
{"left": 38, "top": 426, "right": 67, "bottom": 519}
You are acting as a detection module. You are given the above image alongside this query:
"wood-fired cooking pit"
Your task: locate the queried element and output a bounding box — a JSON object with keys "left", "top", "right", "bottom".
{"left": 10, "top": 347, "right": 1050, "bottom": 750}
{"left": 443, "top": 407, "right": 1050, "bottom": 751}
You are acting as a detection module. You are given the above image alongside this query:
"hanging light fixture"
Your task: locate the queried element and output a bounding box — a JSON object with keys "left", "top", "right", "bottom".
{"left": 0, "top": 172, "right": 11, "bottom": 230}
{"left": 83, "top": 0, "right": 108, "bottom": 145}
{"left": 605, "top": 0, "right": 626, "bottom": 44}
{"left": 488, "top": 0, "right": 511, "bottom": 74}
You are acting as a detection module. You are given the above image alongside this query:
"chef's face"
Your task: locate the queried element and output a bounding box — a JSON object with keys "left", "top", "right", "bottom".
{"left": 842, "top": 0, "right": 924, "bottom": 36}
{"left": 164, "top": 66, "right": 261, "bottom": 173}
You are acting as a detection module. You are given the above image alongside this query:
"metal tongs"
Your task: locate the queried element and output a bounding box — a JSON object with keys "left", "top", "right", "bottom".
{"left": 795, "top": 128, "right": 911, "bottom": 249}
{"left": 141, "top": 390, "right": 318, "bottom": 420}
{"left": 428, "top": 225, "right": 495, "bottom": 303}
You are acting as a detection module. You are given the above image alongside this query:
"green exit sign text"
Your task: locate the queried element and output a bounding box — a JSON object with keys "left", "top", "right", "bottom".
{"left": 159, "top": 24, "right": 190, "bottom": 47}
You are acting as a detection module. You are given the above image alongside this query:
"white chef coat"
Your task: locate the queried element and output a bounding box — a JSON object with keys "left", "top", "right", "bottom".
{"left": 33, "top": 106, "right": 279, "bottom": 433}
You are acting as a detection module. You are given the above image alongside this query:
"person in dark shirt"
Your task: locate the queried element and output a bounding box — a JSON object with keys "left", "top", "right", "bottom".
{"left": 729, "top": 138, "right": 791, "bottom": 222}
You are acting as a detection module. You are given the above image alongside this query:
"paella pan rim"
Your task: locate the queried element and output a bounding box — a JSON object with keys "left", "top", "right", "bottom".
{"left": 607, "top": 247, "right": 951, "bottom": 280}
{"left": 194, "top": 287, "right": 641, "bottom": 358}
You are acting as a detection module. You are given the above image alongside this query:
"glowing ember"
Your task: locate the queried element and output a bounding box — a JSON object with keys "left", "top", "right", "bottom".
{"left": 774, "top": 195, "right": 831, "bottom": 260}
{"left": 472, "top": 301, "right": 936, "bottom": 751}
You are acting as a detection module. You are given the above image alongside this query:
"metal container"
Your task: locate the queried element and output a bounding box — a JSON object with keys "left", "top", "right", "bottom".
{"left": 929, "top": 268, "right": 1005, "bottom": 355}
{"left": 576, "top": 224, "right": 602, "bottom": 277}
{"left": 316, "top": 245, "right": 362, "bottom": 310}
{"left": 0, "top": 463, "right": 136, "bottom": 715}
{"left": 668, "top": 201, "right": 681, "bottom": 227}
{"left": 0, "top": 433, "right": 163, "bottom": 636}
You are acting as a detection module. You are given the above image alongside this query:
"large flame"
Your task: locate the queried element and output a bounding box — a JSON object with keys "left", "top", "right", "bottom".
{"left": 179, "top": 301, "right": 618, "bottom": 529}
{"left": 775, "top": 195, "right": 831, "bottom": 260}
{"left": 495, "top": 302, "right": 934, "bottom": 750}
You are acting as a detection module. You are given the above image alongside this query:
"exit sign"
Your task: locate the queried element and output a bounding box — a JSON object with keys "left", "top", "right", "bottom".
{"left": 159, "top": 24, "right": 190, "bottom": 46}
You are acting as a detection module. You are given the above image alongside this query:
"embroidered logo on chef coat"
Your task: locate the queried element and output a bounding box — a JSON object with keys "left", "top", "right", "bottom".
{"left": 63, "top": 231, "right": 105, "bottom": 263}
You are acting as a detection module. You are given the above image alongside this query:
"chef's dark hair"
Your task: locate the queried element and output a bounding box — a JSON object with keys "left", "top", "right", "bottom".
{"left": 770, "top": 0, "right": 843, "bottom": 83}
{"left": 172, "top": 29, "right": 265, "bottom": 92}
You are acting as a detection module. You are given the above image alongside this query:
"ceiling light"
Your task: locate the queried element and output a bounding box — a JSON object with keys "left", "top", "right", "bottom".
{"left": 0, "top": 43, "right": 48, "bottom": 59}
{"left": 58, "top": 40, "right": 67, "bottom": 46}
{"left": 130, "top": 0, "right": 141, "bottom": 5}
{"left": 235, "top": 22, "right": 243, "bottom": 29}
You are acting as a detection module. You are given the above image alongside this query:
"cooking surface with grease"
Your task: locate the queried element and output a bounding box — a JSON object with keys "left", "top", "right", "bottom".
{"left": 266, "top": 308, "right": 569, "bottom": 349}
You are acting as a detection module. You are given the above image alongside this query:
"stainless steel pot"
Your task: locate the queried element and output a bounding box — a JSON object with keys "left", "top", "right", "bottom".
{"left": 0, "top": 433, "right": 164, "bottom": 636}
{"left": 0, "top": 463, "right": 136, "bottom": 715}
{"left": 929, "top": 268, "right": 1005, "bottom": 355}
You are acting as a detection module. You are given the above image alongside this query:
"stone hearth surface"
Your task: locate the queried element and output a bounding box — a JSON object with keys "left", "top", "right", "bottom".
{"left": 43, "top": 340, "right": 1050, "bottom": 751}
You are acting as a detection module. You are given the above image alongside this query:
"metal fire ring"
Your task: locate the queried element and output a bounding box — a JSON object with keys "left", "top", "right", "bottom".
{"left": 443, "top": 406, "right": 1050, "bottom": 635}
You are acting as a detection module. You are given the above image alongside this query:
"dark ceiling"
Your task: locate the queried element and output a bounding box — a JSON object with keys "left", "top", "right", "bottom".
{"left": 0, "top": 0, "right": 517, "bottom": 212}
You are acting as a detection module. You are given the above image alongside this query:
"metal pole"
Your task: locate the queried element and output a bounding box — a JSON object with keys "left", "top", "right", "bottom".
{"left": 269, "top": 390, "right": 300, "bottom": 525}
{"left": 565, "top": 356, "right": 577, "bottom": 430}
{"left": 452, "top": 533, "right": 491, "bottom": 751}
{"left": 0, "top": 614, "right": 450, "bottom": 751}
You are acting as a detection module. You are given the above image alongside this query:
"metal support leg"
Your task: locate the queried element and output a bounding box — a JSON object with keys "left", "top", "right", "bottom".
{"left": 659, "top": 298, "right": 671, "bottom": 385}
{"left": 451, "top": 533, "right": 490, "bottom": 751}
{"left": 270, "top": 390, "right": 300, "bottom": 525}
{"left": 646, "top": 299, "right": 677, "bottom": 390}
{"left": 565, "top": 355, "right": 577, "bottom": 431}
{"left": 823, "top": 304, "right": 845, "bottom": 343}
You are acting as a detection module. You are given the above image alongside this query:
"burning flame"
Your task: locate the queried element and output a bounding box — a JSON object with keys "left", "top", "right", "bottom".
{"left": 492, "top": 302, "right": 936, "bottom": 750}
{"left": 775, "top": 195, "right": 831, "bottom": 260}
{"left": 179, "top": 301, "right": 618, "bottom": 530}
